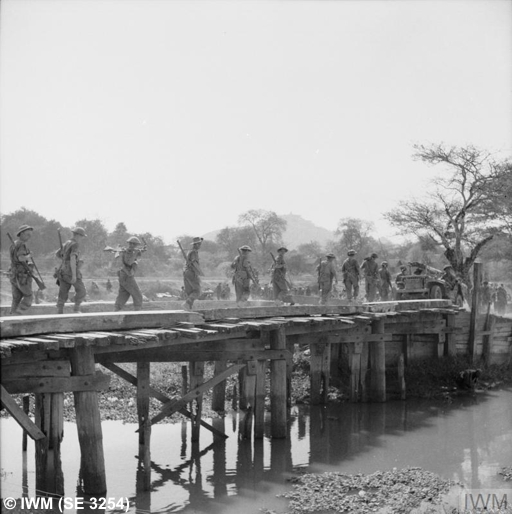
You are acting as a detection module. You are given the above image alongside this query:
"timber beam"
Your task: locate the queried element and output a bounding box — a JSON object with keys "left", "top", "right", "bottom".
{"left": 148, "top": 363, "right": 245, "bottom": 426}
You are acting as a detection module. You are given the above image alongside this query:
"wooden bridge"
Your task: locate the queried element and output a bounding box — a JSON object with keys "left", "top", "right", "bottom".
{"left": 1, "top": 299, "right": 511, "bottom": 500}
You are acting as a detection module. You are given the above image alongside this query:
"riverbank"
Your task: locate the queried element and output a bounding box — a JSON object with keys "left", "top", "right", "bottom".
{"left": 2, "top": 355, "right": 510, "bottom": 424}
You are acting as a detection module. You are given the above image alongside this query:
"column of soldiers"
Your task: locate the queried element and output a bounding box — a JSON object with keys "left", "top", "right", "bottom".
{"left": 9, "top": 223, "right": 509, "bottom": 314}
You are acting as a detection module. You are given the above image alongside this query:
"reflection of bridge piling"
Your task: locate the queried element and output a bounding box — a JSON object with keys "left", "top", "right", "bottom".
{"left": 1, "top": 299, "right": 511, "bottom": 496}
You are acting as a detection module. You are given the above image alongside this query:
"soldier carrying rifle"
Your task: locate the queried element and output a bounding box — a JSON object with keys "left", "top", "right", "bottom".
{"left": 178, "top": 237, "right": 204, "bottom": 310}
{"left": 270, "top": 247, "right": 295, "bottom": 305}
{"left": 105, "top": 236, "right": 147, "bottom": 311}
{"left": 231, "top": 245, "right": 258, "bottom": 304}
{"left": 7, "top": 225, "right": 43, "bottom": 315}
{"left": 55, "top": 227, "right": 87, "bottom": 314}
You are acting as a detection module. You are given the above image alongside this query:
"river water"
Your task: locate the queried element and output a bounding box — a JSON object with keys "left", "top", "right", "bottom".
{"left": 1, "top": 389, "right": 511, "bottom": 513}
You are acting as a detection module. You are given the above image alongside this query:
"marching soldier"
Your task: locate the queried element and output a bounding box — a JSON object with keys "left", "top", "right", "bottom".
{"left": 56, "top": 227, "right": 87, "bottom": 314}
{"left": 114, "top": 236, "right": 145, "bottom": 311}
{"left": 9, "top": 225, "right": 35, "bottom": 315}
{"left": 231, "top": 245, "right": 258, "bottom": 303}
{"left": 341, "top": 249, "right": 360, "bottom": 301}
{"left": 183, "top": 237, "right": 203, "bottom": 309}
{"left": 379, "top": 261, "right": 393, "bottom": 301}
{"left": 271, "top": 247, "right": 295, "bottom": 305}
{"left": 496, "top": 284, "right": 508, "bottom": 315}
{"left": 361, "top": 252, "right": 379, "bottom": 302}
{"left": 317, "top": 253, "right": 337, "bottom": 305}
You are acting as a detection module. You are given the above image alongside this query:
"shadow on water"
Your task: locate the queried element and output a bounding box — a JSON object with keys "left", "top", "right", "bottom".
{"left": 1, "top": 388, "right": 511, "bottom": 513}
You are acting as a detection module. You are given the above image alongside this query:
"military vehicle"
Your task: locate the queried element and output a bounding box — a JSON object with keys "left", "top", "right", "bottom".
{"left": 395, "top": 262, "right": 465, "bottom": 306}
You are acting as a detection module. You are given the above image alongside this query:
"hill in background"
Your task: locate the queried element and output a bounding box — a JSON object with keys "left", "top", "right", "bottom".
{"left": 202, "top": 213, "right": 335, "bottom": 250}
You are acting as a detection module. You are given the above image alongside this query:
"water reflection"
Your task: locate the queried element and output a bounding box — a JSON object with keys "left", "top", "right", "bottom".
{"left": 1, "top": 389, "right": 511, "bottom": 513}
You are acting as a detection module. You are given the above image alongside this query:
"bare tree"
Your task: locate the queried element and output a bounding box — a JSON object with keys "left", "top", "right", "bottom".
{"left": 384, "top": 143, "right": 511, "bottom": 285}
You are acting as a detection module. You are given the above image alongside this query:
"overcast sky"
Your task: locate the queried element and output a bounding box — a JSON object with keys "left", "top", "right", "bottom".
{"left": 1, "top": 0, "right": 511, "bottom": 244}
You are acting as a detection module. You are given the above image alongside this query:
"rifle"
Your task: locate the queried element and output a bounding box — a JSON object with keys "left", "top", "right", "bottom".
{"left": 7, "top": 233, "right": 46, "bottom": 290}
{"left": 177, "top": 240, "right": 188, "bottom": 261}
{"left": 104, "top": 246, "right": 124, "bottom": 258}
{"left": 269, "top": 251, "right": 293, "bottom": 289}
{"left": 57, "top": 228, "right": 64, "bottom": 258}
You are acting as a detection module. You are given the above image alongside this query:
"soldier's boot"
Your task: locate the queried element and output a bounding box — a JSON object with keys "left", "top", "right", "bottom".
{"left": 73, "top": 304, "right": 82, "bottom": 314}
{"left": 57, "top": 305, "right": 64, "bottom": 314}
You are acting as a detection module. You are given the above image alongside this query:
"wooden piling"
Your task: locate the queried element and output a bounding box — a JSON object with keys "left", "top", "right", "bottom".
{"left": 238, "top": 365, "right": 247, "bottom": 411}
{"left": 483, "top": 311, "right": 496, "bottom": 364}
{"left": 369, "top": 318, "right": 386, "bottom": 402}
{"left": 181, "top": 365, "right": 188, "bottom": 396}
{"left": 22, "top": 395, "right": 29, "bottom": 451}
{"left": 468, "top": 262, "right": 482, "bottom": 363}
{"left": 211, "top": 360, "right": 227, "bottom": 412}
{"left": 397, "top": 354, "right": 406, "bottom": 400}
{"left": 34, "top": 392, "right": 64, "bottom": 496}
{"left": 254, "top": 360, "right": 266, "bottom": 439}
{"left": 286, "top": 339, "right": 294, "bottom": 406}
{"left": 239, "top": 360, "right": 256, "bottom": 439}
{"left": 137, "top": 361, "right": 151, "bottom": 491}
{"left": 270, "top": 326, "right": 287, "bottom": 438}
{"left": 70, "top": 346, "right": 106, "bottom": 496}
{"left": 189, "top": 361, "right": 204, "bottom": 442}
{"left": 310, "top": 337, "right": 330, "bottom": 405}
{"left": 444, "top": 313, "right": 457, "bottom": 356}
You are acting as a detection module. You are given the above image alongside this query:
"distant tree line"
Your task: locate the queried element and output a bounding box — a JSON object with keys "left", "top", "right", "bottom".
{"left": 1, "top": 143, "right": 511, "bottom": 284}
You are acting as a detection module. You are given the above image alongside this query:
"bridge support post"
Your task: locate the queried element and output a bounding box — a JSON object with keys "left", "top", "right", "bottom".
{"left": 211, "top": 360, "right": 227, "bottom": 412}
{"left": 270, "top": 326, "right": 287, "bottom": 438}
{"left": 239, "top": 360, "right": 256, "bottom": 439}
{"left": 34, "top": 392, "right": 64, "bottom": 497}
{"left": 70, "top": 346, "right": 106, "bottom": 496}
{"left": 189, "top": 361, "right": 204, "bottom": 442}
{"left": 137, "top": 361, "right": 151, "bottom": 491}
{"left": 310, "top": 337, "right": 330, "bottom": 405}
{"left": 444, "top": 313, "right": 457, "bottom": 356}
{"left": 254, "top": 360, "right": 266, "bottom": 439}
{"left": 370, "top": 318, "right": 386, "bottom": 402}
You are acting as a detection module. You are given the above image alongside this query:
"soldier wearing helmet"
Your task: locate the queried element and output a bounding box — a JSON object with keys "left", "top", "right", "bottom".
{"left": 183, "top": 237, "right": 204, "bottom": 309}
{"left": 361, "top": 252, "right": 379, "bottom": 302}
{"left": 8, "top": 225, "right": 35, "bottom": 314}
{"left": 231, "top": 245, "right": 259, "bottom": 304}
{"left": 114, "top": 236, "right": 145, "bottom": 311}
{"left": 378, "top": 261, "right": 393, "bottom": 301}
{"left": 317, "top": 253, "right": 338, "bottom": 305}
{"left": 56, "top": 227, "right": 88, "bottom": 314}
{"left": 441, "top": 264, "right": 457, "bottom": 291}
{"left": 341, "top": 249, "right": 360, "bottom": 302}
{"left": 271, "top": 247, "right": 295, "bottom": 305}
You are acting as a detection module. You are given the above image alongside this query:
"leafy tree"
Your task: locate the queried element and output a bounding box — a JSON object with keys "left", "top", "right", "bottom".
{"left": 297, "top": 241, "right": 324, "bottom": 261}
{"left": 73, "top": 218, "right": 109, "bottom": 272}
{"left": 384, "top": 143, "right": 511, "bottom": 285}
{"left": 238, "top": 209, "right": 286, "bottom": 265}
{"left": 335, "top": 218, "right": 377, "bottom": 259}
{"left": 109, "top": 222, "right": 130, "bottom": 247}
{"left": 0, "top": 207, "right": 65, "bottom": 256}
{"left": 216, "top": 226, "right": 258, "bottom": 259}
